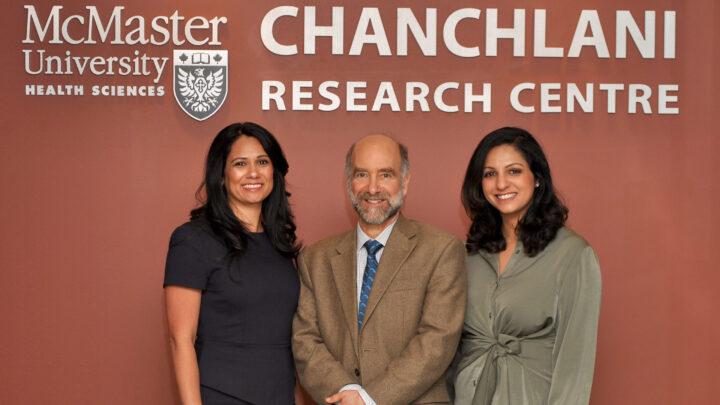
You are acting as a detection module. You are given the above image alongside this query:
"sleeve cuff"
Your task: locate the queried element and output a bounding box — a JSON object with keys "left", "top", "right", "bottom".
{"left": 338, "top": 384, "right": 376, "bottom": 405}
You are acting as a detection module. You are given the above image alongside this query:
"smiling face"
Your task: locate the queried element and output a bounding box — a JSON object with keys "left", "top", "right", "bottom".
{"left": 224, "top": 135, "right": 273, "bottom": 217}
{"left": 481, "top": 144, "right": 536, "bottom": 226}
{"left": 348, "top": 135, "right": 410, "bottom": 235}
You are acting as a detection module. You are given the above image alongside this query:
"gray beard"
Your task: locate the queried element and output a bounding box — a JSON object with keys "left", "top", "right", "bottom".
{"left": 349, "top": 190, "right": 403, "bottom": 225}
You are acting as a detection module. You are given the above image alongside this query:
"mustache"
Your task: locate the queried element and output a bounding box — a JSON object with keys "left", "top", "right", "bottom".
{"left": 356, "top": 191, "right": 391, "bottom": 201}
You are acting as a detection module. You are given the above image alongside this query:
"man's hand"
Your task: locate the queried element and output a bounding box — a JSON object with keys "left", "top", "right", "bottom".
{"left": 325, "top": 389, "right": 365, "bottom": 405}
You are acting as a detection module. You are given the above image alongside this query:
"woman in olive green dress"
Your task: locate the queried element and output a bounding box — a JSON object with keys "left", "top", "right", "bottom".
{"left": 453, "top": 127, "right": 601, "bottom": 405}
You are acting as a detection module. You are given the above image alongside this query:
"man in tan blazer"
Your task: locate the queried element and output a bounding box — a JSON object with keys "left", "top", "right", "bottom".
{"left": 293, "top": 134, "right": 467, "bottom": 405}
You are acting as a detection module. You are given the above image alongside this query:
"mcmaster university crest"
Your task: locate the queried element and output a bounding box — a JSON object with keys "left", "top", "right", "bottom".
{"left": 173, "top": 50, "right": 228, "bottom": 121}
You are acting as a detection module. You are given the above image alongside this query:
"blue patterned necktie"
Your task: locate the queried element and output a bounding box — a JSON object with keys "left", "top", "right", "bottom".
{"left": 358, "top": 239, "right": 383, "bottom": 329}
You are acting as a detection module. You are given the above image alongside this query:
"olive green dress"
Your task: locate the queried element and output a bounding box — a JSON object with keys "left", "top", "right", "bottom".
{"left": 452, "top": 227, "right": 601, "bottom": 405}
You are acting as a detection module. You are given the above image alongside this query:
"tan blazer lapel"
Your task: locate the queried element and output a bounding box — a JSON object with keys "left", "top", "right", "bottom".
{"left": 361, "top": 215, "right": 418, "bottom": 329}
{"left": 330, "top": 230, "right": 359, "bottom": 350}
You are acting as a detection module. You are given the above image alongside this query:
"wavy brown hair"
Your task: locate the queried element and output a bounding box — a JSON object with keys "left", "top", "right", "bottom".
{"left": 191, "top": 122, "right": 300, "bottom": 260}
{"left": 461, "top": 127, "right": 567, "bottom": 257}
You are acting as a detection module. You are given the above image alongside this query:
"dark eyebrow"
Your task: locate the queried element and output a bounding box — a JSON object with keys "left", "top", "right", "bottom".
{"left": 484, "top": 162, "right": 525, "bottom": 170}
{"left": 230, "top": 154, "right": 269, "bottom": 162}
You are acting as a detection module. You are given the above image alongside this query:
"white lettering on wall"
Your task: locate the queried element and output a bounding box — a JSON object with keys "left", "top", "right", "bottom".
{"left": 23, "top": 5, "right": 227, "bottom": 46}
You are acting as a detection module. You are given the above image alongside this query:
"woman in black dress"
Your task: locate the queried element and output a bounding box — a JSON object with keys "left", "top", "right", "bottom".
{"left": 164, "top": 122, "right": 301, "bottom": 404}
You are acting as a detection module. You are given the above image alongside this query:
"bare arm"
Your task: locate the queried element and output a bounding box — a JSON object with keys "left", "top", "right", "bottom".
{"left": 166, "top": 285, "right": 203, "bottom": 405}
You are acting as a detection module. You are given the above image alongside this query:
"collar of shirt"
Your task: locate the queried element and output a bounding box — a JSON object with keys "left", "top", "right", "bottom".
{"left": 354, "top": 217, "right": 398, "bottom": 306}
{"left": 356, "top": 218, "right": 397, "bottom": 256}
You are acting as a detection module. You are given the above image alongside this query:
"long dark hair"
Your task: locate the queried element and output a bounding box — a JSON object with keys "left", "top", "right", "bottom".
{"left": 191, "top": 122, "right": 300, "bottom": 259}
{"left": 461, "top": 127, "right": 568, "bottom": 256}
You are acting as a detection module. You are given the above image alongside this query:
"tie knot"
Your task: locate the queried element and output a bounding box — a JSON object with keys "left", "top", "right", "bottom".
{"left": 363, "top": 239, "right": 383, "bottom": 257}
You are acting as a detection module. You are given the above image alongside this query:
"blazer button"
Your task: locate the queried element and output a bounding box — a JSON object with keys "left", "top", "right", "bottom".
{"left": 354, "top": 368, "right": 360, "bottom": 377}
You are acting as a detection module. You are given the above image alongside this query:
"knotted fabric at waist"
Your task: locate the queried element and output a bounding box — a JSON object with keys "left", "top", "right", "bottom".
{"left": 457, "top": 324, "right": 555, "bottom": 405}
{"left": 460, "top": 334, "right": 524, "bottom": 405}
{"left": 457, "top": 333, "right": 521, "bottom": 370}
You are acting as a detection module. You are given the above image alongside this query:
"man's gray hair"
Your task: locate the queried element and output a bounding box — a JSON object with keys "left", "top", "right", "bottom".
{"left": 344, "top": 136, "right": 410, "bottom": 182}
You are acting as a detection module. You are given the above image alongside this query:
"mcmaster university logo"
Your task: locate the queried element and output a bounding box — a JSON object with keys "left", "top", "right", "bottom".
{"left": 174, "top": 50, "right": 228, "bottom": 121}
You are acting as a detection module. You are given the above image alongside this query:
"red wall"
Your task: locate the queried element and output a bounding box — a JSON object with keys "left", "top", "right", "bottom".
{"left": 1, "top": 1, "right": 718, "bottom": 403}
